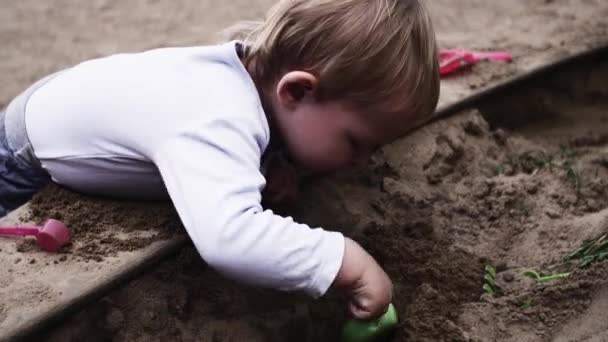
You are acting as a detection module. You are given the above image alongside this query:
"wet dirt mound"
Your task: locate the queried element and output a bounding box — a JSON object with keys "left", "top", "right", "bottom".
{"left": 359, "top": 223, "right": 483, "bottom": 341}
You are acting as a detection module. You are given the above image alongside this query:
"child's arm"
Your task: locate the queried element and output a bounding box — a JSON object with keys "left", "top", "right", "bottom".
{"left": 154, "top": 115, "right": 392, "bottom": 318}
{"left": 154, "top": 116, "right": 344, "bottom": 297}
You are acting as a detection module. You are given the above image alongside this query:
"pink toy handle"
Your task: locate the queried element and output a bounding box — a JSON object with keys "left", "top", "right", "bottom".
{"left": 439, "top": 49, "right": 512, "bottom": 76}
{"left": 439, "top": 49, "right": 466, "bottom": 58}
{"left": 0, "top": 226, "right": 41, "bottom": 236}
{"left": 471, "top": 51, "right": 512, "bottom": 62}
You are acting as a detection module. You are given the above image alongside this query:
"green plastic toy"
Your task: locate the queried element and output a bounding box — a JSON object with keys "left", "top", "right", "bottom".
{"left": 341, "top": 303, "right": 398, "bottom": 342}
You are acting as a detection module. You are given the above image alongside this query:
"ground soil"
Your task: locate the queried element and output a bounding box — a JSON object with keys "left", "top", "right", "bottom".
{"left": 1, "top": 1, "right": 608, "bottom": 342}
{"left": 23, "top": 185, "right": 182, "bottom": 261}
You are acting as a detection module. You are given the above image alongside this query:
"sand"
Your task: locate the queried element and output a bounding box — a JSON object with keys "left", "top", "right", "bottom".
{"left": 1, "top": 0, "right": 608, "bottom": 341}
{"left": 35, "top": 51, "right": 608, "bottom": 342}
{"left": 25, "top": 185, "right": 182, "bottom": 261}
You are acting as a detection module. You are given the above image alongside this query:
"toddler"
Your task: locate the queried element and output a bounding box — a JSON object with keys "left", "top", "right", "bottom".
{"left": 0, "top": 0, "right": 439, "bottom": 319}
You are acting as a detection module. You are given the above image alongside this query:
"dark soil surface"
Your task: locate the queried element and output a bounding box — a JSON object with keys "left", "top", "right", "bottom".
{"left": 40, "top": 51, "right": 608, "bottom": 342}
{"left": 24, "top": 185, "right": 182, "bottom": 261}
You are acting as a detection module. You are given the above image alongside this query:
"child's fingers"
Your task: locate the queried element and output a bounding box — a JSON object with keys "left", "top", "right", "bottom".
{"left": 348, "top": 300, "right": 373, "bottom": 320}
{"left": 348, "top": 292, "right": 390, "bottom": 320}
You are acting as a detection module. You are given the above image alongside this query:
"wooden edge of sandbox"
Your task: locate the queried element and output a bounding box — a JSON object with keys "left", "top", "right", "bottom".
{"left": 0, "top": 204, "right": 189, "bottom": 341}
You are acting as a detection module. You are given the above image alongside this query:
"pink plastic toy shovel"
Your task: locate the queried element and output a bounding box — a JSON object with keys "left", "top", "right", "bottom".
{"left": 440, "top": 49, "right": 512, "bottom": 76}
{"left": 0, "top": 219, "right": 70, "bottom": 253}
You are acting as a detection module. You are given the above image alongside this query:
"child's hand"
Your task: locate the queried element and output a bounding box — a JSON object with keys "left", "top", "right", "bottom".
{"left": 334, "top": 237, "right": 393, "bottom": 320}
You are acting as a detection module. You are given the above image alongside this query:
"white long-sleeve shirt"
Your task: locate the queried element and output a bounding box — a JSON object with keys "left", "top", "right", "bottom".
{"left": 15, "top": 41, "right": 344, "bottom": 297}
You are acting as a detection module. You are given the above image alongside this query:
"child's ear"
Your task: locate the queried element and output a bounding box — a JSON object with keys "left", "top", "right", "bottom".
{"left": 276, "top": 71, "right": 318, "bottom": 108}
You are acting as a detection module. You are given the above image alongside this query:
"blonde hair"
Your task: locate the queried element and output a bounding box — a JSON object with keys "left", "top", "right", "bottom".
{"left": 230, "top": 0, "right": 439, "bottom": 124}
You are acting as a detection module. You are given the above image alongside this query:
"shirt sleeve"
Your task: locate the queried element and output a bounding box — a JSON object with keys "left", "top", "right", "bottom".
{"left": 153, "top": 115, "right": 345, "bottom": 297}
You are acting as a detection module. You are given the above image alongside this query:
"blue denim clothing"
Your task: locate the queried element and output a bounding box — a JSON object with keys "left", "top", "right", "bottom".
{"left": 0, "top": 110, "right": 49, "bottom": 216}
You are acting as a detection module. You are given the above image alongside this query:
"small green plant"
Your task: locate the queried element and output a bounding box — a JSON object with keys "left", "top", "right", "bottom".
{"left": 519, "top": 299, "right": 534, "bottom": 310}
{"left": 499, "top": 145, "right": 583, "bottom": 197}
{"left": 563, "top": 233, "right": 608, "bottom": 268}
{"left": 507, "top": 150, "right": 554, "bottom": 174}
{"left": 565, "top": 166, "right": 581, "bottom": 195}
{"left": 560, "top": 145, "right": 582, "bottom": 196}
{"left": 494, "top": 163, "right": 505, "bottom": 175}
{"left": 482, "top": 265, "right": 499, "bottom": 296}
{"left": 522, "top": 151, "right": 555, "bottom": 172}
{"left": 559, "top": 144, "right": 579, "bottom": 160}
{"left": 523, "top": 270, "right": 570, "bottom": 282}
{"left": 496, "top": 149, "right": 556, "bottom": 176}
{"left": 514, "top": 200, "right": 532, "bottom": 217}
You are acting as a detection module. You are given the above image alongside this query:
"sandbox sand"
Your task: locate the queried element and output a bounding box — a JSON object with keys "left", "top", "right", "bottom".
{"left": 39, "top": 51, "right": 608, "bottom": 342}
{"left": 1, "top": 0, "right": 608, "bottom": 341}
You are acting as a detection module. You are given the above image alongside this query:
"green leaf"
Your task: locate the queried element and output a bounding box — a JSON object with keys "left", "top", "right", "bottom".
{"left": 495, "top": 164, "right": 505, "bottom": 175}
{"left": 566, "top": 167, "right": 581, "bottom": 195}
{"left": 596, "top": 240, "right": 608, "bottom": 253}
{"left": 564, "top": 235, "right": 608, "bottom": 262}
{"left": 484, "top": 273, "right": 495, "bottom": 284}
{"left": 564, "top": 241, "right": 593, "bottom": 260}
{"left": 523, "top": 271, "right": 541, "bottom": 281}
{"left": 578, "top": 258, "right": 595, "bottom": 269}
{"left": 598, "top": 251, "right": 608, "bottom": 261}
{"left": 524, "top": 270, "right": 570, "bottom": 282}
{"left": 485, "top": 265, "right": 497, "bottom": 278}
{"left": 520, "top": 300, "right": 533, "bottom": 310}
{"left": 482, "top": 283, "right": 495, "bottom": 295}
{"left": 538, "top": 272, "right": 570, "bottom": 282}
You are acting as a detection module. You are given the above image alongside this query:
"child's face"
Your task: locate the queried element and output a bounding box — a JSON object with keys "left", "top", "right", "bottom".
{"left": 270, "top": 72, "right": 410, "bottom": 173}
